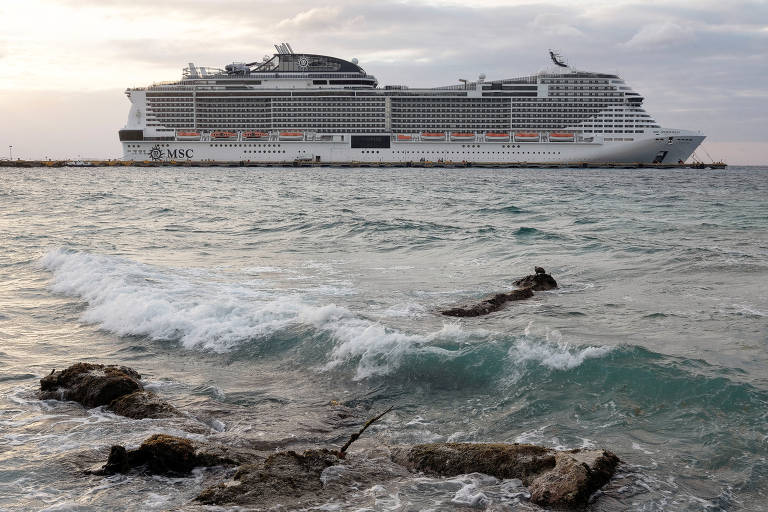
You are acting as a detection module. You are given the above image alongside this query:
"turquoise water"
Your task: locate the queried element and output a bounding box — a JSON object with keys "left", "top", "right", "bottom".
{"left": 0, "top": 166, "right": 766, "bottom": 510}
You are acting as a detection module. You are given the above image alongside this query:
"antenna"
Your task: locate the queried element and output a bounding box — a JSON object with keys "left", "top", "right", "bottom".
{"left": 548, "top": 49, "right": 569, "bottom": 68}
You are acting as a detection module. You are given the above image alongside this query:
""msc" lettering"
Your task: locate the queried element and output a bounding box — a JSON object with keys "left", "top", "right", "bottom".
{"left": 166, "top": 149, "right": 194, "bottom": 159}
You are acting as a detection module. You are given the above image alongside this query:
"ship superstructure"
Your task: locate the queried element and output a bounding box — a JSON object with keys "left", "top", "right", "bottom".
{"left": 120, "top": 45, "right": 704, "bottom": 164}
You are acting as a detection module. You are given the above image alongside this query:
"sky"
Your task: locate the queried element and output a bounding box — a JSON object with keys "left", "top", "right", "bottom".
{"left": 0, "top": 0, "right": 766, "bottom": 164}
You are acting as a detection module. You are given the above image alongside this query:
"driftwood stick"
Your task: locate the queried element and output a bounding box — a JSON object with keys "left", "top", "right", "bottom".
{"left": 338, "top": 406, "right": 394, "bottom": 458}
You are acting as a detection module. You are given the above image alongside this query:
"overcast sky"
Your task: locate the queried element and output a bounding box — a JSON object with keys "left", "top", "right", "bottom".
{"left": 0, "top": 0, "right": 766, "bottom": 164}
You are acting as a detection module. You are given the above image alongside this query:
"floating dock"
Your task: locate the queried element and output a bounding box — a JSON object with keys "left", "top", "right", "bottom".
{"left": 1, "top": 160, "right": 727, "bottom": 169}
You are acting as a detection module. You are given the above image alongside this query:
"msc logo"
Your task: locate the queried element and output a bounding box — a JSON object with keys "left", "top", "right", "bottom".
{"left": 149, "top": 144, "right": 194, "bottom": 161}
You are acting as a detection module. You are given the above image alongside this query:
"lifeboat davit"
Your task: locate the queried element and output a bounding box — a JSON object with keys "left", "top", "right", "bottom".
{"left": 279, "top": 131, "right": 304, "bottom": 141}
{"left": 210, "top": 131, "right": 237, "bottom": 140}
{"left": 176, "top": 131, "right": 201, "bottom": 141}
{"left": 396, "top": 134, "right": 413, "bottom": 141}
{"left": 485, "top": 132, "right": 510, "bottom": 142}
{"left": 549, "top": 132, "right": 575, "bottom": 142}
{"left": 450, "top": 132, "right": 475, "bottom": 141}
{"left": 514, "top": 132, "right": 540, "bottom": 142}
{"left": 243, "top": 131, "right": 269, "bottom": 140}
{"left": 421, "top": 132, "right": 446, "bottom": 141}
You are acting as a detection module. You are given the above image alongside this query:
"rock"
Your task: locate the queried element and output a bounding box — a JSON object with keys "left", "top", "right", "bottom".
{"left": 109, "top": 390, "right": 179, "bottom": 419}
{"left": 513, "top": 269, "right": 558, "bottom": 291}
{"left": 441, "top": 288, "right": 534, "bottom": 317}
{"left": 391, "top": 442, "right": 555, "bottom": 482}
{"left": 391, "top": 443, "right": 619, "bottom": 509}
{"left": 529, "top": 449, "right": 620, "bottom": 509}
{"left": 94, "top": 434, "right": 238, "bottom": 476}
{"left": 440, "top": 266, "right": 558, "bottom": 317}
{"left": 196, "top": 448, "right": 339, "bottom": 507}
{"left": 135, "top": 434, "right": 198, "bottom": 474}
{"left": 39, "top": 363, "right": 142, "bottom": 408}
{"left": 98, "top": 445, "right": 131, "bottom": 475}
{"left": 38, "top": 363, "right": 178, "bottom": 420}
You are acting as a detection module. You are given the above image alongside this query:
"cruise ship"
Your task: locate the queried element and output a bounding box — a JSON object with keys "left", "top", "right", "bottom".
{"left": 119, "top": 44, "right": 704, "bottom": 164}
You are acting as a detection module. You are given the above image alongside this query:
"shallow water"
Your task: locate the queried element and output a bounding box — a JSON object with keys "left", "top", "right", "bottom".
{"left": 1, "top": 165, "right": 767, "bottom": 511}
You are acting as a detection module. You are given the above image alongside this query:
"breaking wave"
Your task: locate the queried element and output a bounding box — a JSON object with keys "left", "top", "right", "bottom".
{"left": 40, "top": 248, "right": 613, "bottom": 381}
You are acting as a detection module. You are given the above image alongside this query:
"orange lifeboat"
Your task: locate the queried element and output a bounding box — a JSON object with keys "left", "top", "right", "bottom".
{"left": 211, "top": 131, "right": 237, "bottom": 140}
{"left": 396, "top": 134, "right": 413, "bottom": 141}
{"left": 450, "top": 132, "right": 475, "bottom": 141}
{"left": 279, "top": 131, "right": 304, "bottom": 140}
{"left": 421, "top": 132, "right": 446, "bottom": 141}
{"left": 177, "top": 131, "right": 201, "bottom": 141}
{"left": 514, "top": 132, "right": 540, "bottom": 142}
{"left": 549, "top": 132, "right": 575, "bottom": 142}
{"left": 485, "top": 132, "right": 510, "bottom": 142}
{"left": 243, "top": 131, "right": 269, "bottom": 140}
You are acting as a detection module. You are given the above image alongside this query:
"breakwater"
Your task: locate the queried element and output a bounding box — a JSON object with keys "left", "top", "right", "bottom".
{"left": 1, "top": 159, "right": 727, "bottom": 169}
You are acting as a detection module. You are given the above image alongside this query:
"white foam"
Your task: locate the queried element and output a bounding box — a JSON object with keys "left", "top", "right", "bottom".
{"left": 325, "top": 320, "right": 473, "bottom": 380}
{"left": 39, "top": 249, "right": 477, "bottom": 379}
{"left": 508, "top": 321, "right": 612, "bottom": 370}
{"left": 451, "top": 483, "right": 489, "bottom": 507}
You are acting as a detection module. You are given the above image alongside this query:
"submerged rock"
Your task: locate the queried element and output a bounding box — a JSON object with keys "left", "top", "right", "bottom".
{"left": 440, "top": 266, "right": 557, "bottom": 317}
{"left": 109, "top": 390, "right": 179, "bottom": 419}
{"left": 441, "top": 288, "right": 534, "bottom": 317}
{"left": 391, "top": 442, "right": 619, "bottom": 509}
{"left": 39, "top": 363, "right": 141, "bottom": 408}
{"left": 38, "top": 363, "right": 178, "bottom": 420}
{"left": 94, "top": 434, "right": 237, "bottom": 476}
{"left": 196, "top": 448, "right": 339, "bottom": 507}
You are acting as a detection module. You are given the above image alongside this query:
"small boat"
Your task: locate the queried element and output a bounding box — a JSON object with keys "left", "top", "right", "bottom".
{"left": 549, "top": 132, "right": 575, "bottom": 142}
{"left": 210, "top": 131, "right": 237, "bottom": 140}
{"left": 514, "top": 132, "right": 540, "bottom": 142}
{"left": 396, "top": 134, "right": 413, "bottom": 141}
{"left": 177, "top": 131, "right": 201, "bottom": 141}
{"left": 421, "top": 132, "right": 446, "bottom": 141}
{"left": 243, "top": 131, "right": 269, "bottom": 140}
{"left": 485, "top": 132, "right": 510, "bottom": 142}
{"left": 279, "top": 131, "right": 304, "bottom": 140}
{"left": 450, "top": 132, "right": 475, "bottom": 141}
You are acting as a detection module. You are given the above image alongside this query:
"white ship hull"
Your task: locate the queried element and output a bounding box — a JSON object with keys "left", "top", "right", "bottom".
{"left": 123, "top": 131, "right": 704, "bottom": 165}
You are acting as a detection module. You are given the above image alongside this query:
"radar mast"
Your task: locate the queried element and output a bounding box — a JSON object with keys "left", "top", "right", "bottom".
{"left": 548, "top": 49, "right": 569, "bottom": 68}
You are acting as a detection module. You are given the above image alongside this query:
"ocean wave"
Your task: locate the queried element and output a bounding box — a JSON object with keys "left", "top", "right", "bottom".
{"left": 40, "top": 248, "right": 312, "bottom": 352}
{"left": 38, "top": 249, "right": 474, "bottom": 380}
{"left": 508, "top": 322, "right": 613, "bottom": 370}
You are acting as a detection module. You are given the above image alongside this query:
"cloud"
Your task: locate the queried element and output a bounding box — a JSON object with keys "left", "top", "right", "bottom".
{"left": 624, "top": 21, "right": 696, "bottom": 49}
{"left": 530, "top": 13, "right": 585, "bottom": 37}
{"left": 276, "top": 7, "right": 345, "bottom": 29}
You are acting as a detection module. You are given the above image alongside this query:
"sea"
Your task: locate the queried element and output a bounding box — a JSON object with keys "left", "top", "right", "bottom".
{"left": 0, "top": 165, "right": 766, "bottom": 511}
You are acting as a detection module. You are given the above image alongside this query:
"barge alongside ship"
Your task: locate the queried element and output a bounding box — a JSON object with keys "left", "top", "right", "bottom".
{"left": 119, "top": 44, "right": 704, "bottom": 164}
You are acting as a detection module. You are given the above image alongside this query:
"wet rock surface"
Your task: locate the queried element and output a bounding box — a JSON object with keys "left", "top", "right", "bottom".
{"left": 39, "top": 363, "right": 142, "bottom": 408}
{"left": 391, "top": 443, "right": 619, "bottom": 509}
{"left": 94, "top": 434, "right": 238, "bottom": 476}
{"left": 513, "top": 271, "right": 558, "bottom": 291}
{"left": 442, "top": 288, "right": 534, "bottom": 317}
{"left": 391, "top": 442, "right": 556, "bottom": 482}
{"left": 441, "top": 266, "right": 558, "bottom": 317}
{"left": 196, "top": 448, "right": 339, "bottom": 508}
{"left": 38, "top": 363, "right": 177, "bottom": 419}
{"left": 529, "top": 449, "right": 620, "bottom": 509}
{"left": 109, "top": 390, "right": 179, "bottom": 419}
